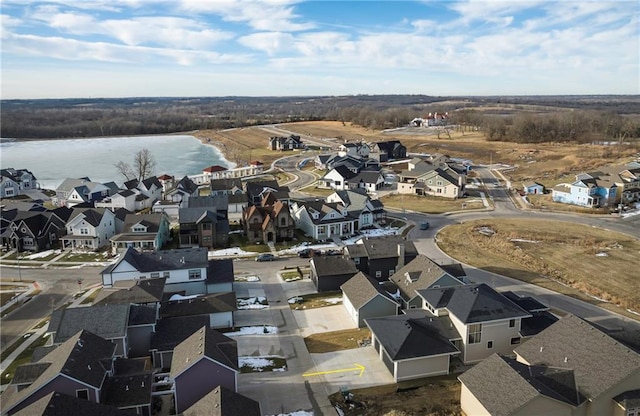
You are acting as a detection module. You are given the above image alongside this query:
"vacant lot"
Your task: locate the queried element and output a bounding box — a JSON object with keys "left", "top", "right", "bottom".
{"left": 304, "top": 328, "right": 371, "bottom": 353}
{"left": 381, "top": 194, "right": 486, "bottom": 214}
{"left": 437, "top": 219, "right": 640, "bottom": 317}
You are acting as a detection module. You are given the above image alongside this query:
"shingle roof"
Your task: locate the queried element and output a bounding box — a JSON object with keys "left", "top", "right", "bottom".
{"left": 206, "top": 259, "right": 234, "bottom": 284}
{"left": 150, "top": 316, "right": 210, "bottom": 352}
{"left": 70, "top": 208, "right": 108, "bottom": 227}
{"left": 49, "top": 304, "right": 130, "bottom": 344}
{"left": 501, "top": 291, "right": 549, "bottom": 312}
{"left": 95, "top": 278, "right": 166, "bottom": 306}
{"left": 390, "top": 254, "right": 462, "bottom": 301}
{"left": 160, "top": 292, "right": 237, "bottom": 319}
{"left": 101, "top": 247, "right": 208, "bottom": 274}
{"left": 128, "top": 304, "right": 158, "bottom": 326}
{"left": 13, "top": 392, "right": 129, "bottom": 416}
{"left": 613, "top": 390, "right": 640, "bottom": 410}
{"left": 170, "top": 326, "right": 238, "bottom": 378}
{"left": 419, "top": 284, "right": 530, "bottom": 324}
{"left": 123, "top": 213, "right": 166, "bottom": 232}
{"left": 519, "top": 311, "right": 559, "bottom": 337}
{"left": 365, "top": 314, "right": 459, "bottom": 360}
{"left": 102, "top": 372, "right": 153, "bottom": 408}
{"left": 458, "top": 354, "right": 578, "bottom": 416}
{"left": 514, "top": 314, "right": 640, "bottom": 400}
{"left": 11, "top": 362, "right": 51, "bottom": 385}
{"left": 341, "top": 272, "right": 398, "bottom": 310}
{"left": 357, "top": 235, "right": 417, "bottom": 260}
{"left": 183, "top": 385, "right": 261, "bottom": 416}
{"left": 311, "top": 256, "right": 359, "bottom": 277}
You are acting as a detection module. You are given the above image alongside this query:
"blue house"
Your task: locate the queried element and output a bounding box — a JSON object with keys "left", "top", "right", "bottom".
{"left": 522, "top": 182, "right": 544, "bottom": 195}
{"left": 551, "top": 172, "right": 617, "bottom": 208}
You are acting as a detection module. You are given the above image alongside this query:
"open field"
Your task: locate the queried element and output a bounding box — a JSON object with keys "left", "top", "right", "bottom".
{"left": 304, "top": 328, "right": 371, "bottom": 353}
{"left": 381, "top": 194, "right": 486, "bottom": 214}
{"left": 329, "top": 374, "right": 461, "bottom": 416}
{"left": 437, "top": 219, "right": 640, "bottom": 318}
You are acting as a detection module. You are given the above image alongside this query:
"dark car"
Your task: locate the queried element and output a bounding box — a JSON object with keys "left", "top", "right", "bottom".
{"left": 298, "top": 248, "right": 321, "bottom": 258}
{"left": 324, "top": 249, "right": 342, "bottom": 256}
{"left": 256, "top": 253, "right": 276, "bottom": 262}
{"left": 419, "top": 221, "right": 430, "bottom": 230}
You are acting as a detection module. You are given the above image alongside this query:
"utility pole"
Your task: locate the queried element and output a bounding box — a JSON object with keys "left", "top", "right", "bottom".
{"left": 17, "top": 254, "right": 22, "bottom": 282}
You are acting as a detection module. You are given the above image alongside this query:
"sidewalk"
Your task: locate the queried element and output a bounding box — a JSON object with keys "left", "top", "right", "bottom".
{"left": 0, "top": 322, "right": 50, "bottom": 391}
{"left": 0, "top": 282, "right": 40, "bottom": 315}
{"left": 66, "top": 283, "right": 103, "bottom": 308}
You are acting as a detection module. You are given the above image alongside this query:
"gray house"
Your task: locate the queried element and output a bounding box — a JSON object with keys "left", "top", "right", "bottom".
{"left": 183, "top": 385, "right": 262, "bottom": 416}
{"left": 13, "top": 392, "right": 131, "bottom": 416}
{"left": 345, "top": 235, "right": 418, "bottom": 282}
{"left": 150, "top": 316, "right": 209, "bottom": 369}
{"left": 160, "top": 292, "right": 236, "bottom": 329}
{"left": 341, "top": 272, "right": 399, "bottom": 327}
{"left": 309, "top": 256, "right": 359, "bottom": 292}
{"left": 0, "top": 168, "right": 37, "bottom": 198}
{"left": 171, "top": 326, "right": 239, "bottom": 414}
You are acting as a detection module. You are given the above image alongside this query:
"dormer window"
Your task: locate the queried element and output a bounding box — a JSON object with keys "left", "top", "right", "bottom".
{"left": 133, "top": 226, "right": 146, "bottom": 232}
{"left": 404, "top": 271, "right": 419, "bottom": 283}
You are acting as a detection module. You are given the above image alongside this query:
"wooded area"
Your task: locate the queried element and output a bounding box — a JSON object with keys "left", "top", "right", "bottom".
{"left": 2, "top": 95, "right": 639, "bottom": 143}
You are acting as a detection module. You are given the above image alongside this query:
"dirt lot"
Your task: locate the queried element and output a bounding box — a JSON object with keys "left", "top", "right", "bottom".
{"left": 304, "top": 328, "right": 371, "bottom": 353}
{"left": 381, "top": 194, "right": 485, "bottom": 214}
{"left": 330, "top": 375, "right": 461, "bottom": 416}
{"left": 437, "top": 218, "right": 640, "bottom": 317}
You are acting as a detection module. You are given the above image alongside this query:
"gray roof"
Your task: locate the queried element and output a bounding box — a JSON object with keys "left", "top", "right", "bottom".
{"left": 311, "top": 256, "right": 358, "bottom": 277}
{"left": 365, "top": 313, "right": 459, "bottom": 360}
{"left": 183, "top": 385, "right": 261, "bottom": 416}
{"left": 418, "top": 284, "right": 530, "bottom": 324}
{"left": 95, "top": 278, "right": 166, "bottom": 306}
{"left": 519, "top": 311, "right": 559, "bottom": 337}
{"left": 179, "top": 207, "right": 222, "bottom": 224}
{"left": 458, "top": 354, "right": 579, "bottom": 416}
{"left": 170, "top": 326, "right": 238, "bottom": 378}
{"left": 188, "top": 195, "right": 229, "bottom": 210}
{"left": 123, "top": 213, "right": 166, "bottom": 233}
{"left": 227, "top": 193, "right": 248, "bottom": 204}
{"left": 206, "top": 259, "right": 234, "bottom": 284}
{"left": 160, "top": 292, "right": 237, "bottom": 319}
{"left": 614, "top": 390, "right": 640, "bottom": 410}
{"left": 390, "top": 254, "right": 463, "bottom": 301}
{"left": 49, "top": 304, "right": 130, "bottom": 343}
{"left": 14, "top": 392, "right": 129, "bottom": 416}
{"left": 69, "top": 208, "right": 109, "bottom": 227}
{"left": 103, "top": 372, "right": 153, "bottom": 408}
{"left": 150, "top": 316, "right": 210, "bottom": 352}
{"left": 340, "top": 272, "right": 398, "bottom": 310}
{"left": 210, "top": 178, "right": 243, "bottom": 191}
{"left": 501, "top": 291, "right": 550, "bottom": 312}
{"left": 356, "top": 235, "right": 417, "bottom": 260}
{"left": 128, "top": 304, "right": 158, "bottom": 326}
{"left": 11, "top": 362, "right": 51, "bottom": 385}
{"left": 101, "top": 247, "right": 208, "bottom": 274}
{"left": 348, "top": 169, "right": 383, "bottom": 185}
{"left": 514, "top": 314, "right": 640, "bottom": 400}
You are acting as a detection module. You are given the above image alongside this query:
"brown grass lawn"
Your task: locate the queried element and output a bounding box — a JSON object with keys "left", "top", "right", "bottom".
{"left": 526, "top": 193, "right": 610, "bottom": 214}
{"left": 329, "top": 374, "right": 461, "bottom": 416}
{"left": 437, "top": 219, "right": 640, "bottom": 317}
{"left": 381, "top": 194, "right": 486, "bottom": 214}
{"left": 304, "top": 328, "right": 371, "bottom": 353}
{"left": 289, "top": 291, "right": 342, "bottom": 310}
{"left": 297, "top": 185, "right": 335, "bottom": 198}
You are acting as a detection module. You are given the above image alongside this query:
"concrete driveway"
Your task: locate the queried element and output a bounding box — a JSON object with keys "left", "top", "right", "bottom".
{"left": 293, "top": 304, "right": 355, "bottom": 337}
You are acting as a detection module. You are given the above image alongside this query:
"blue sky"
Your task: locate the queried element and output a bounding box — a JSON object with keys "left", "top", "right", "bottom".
{"left": 1, "top": 0, "right": 638, "bottom": 99}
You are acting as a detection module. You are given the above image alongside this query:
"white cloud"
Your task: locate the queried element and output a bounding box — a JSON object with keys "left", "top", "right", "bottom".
{"left": 238, "top": 32, "right": 295, "bottom": 56}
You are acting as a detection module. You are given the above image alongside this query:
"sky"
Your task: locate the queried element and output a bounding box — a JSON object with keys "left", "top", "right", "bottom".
{"left": 1, "top": 0, "right": 638, "bottom": 99}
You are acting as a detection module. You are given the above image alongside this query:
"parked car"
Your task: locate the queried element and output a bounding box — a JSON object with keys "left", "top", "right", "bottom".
{"left": 419, "top": 221, "right": 430, "bottom": 230}
{"left": 256, "top": 253, "right": 276, "bottom": 262}
{"left": 298, "top": 248, "right": 321, "bottom": 258}
{"left": 324, "top": 249, "right": 342, "bottom": 256}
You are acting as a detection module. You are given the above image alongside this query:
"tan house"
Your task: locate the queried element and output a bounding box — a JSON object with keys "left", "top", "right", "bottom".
{"left": 397, "top": 165, "right": 465, "bottom": 199}
{"left": 243, "top": 197, "right": 294, "bottom": 244}
{"left": 459, "top": 314, "right": 640, "bottom": 416}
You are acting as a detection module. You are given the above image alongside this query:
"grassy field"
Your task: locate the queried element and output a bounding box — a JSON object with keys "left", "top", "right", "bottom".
{"left": 437, "top": 219, "right": 640, "bottom": 317}
{"left": 329, "top": 374, "right": 461, "bottom": 416}
{"left": 381, "top": 194, "right": 486, "bottom": 214}
{"left": 304, "top": 328, "right": 371, "bottom": 353}
{"left": 289, "top": 291, "right": 342, "bottom": 310}
{"left": 1, "top": 333, "right": 51, "bottom": 385}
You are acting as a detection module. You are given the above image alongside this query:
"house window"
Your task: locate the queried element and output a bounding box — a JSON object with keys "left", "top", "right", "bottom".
{"left": 80, "top": 228, "right": 89, "bottom": 235}
{"left": 509, "top": 319, "right": 515, "bottom": 328}
{"left": 487, "top": 341, "right": 493, "bottom": 349}
{"left": 133, "top": 226, "right": 145, "bottom": 232}
{"left": 428, "top": 180, "right": 432, "bottom": 184}
{"left": 375, "top": 271, "right": 382, "bottom": 278}
{"left": 163, "top": 272, "right": 170, "bottom": 278}
{"left": 280, "top": 217, "right": 286, "bottom": 226}
{"left": 201, "top": 223, "right": 212, "bottom": 231}
{"left": 468, "top": 324, "right": 482, "bottom": 344}
{"left": 354, "top": 258, "right": 360, "bottom": 265}
{"left": 5, "top": 189, "right": 14, "bottom": 196}
{"left": 150, "top": 272, "right": 160, "bottom": 278}
{"left": 188, "top": 269, "right": 201, "bottom": 280}
{"left": 437, "top": 181, "right": 443, "bottom": 186}
{"left": 510, "top": 337, "right": 521, "bottom": 345}
{"left": 76, "top": 389, "right": 89, "bottom": 400}
{"left": 23, "top": 237, "right": 33, "bottom": 245}
{"left": 388, "top": 269, "right": 395, "bottom": 277}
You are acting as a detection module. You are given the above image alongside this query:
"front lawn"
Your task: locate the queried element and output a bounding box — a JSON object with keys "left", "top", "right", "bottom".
{"left": 304, "top": 328, "right": 371, "bottom": 353}
{"left": 289, "top": 291, "right": 342, "bottom": 310}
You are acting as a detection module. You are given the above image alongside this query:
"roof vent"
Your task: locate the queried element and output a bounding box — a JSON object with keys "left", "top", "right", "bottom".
{"left": 77, "top": 339, "right": 84, "bottom": 348}
{"left": 564, "top": 356, "right": 568, "bottom": 363}
{"left": 141, "top": 381, "right": 145, "bottom": 388}
{"left": 126, "top": 385, "right": 129, "bottom": 391}
{"left": 540, "top": 346, "right": 544, "bottom": 353}
{"left": 87, "top": 365, "right": 91, "bottom": 370}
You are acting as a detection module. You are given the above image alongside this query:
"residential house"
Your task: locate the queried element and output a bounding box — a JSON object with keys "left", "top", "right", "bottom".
{"left": 154, "top": 176, "right": 199, "bottom": 217}
{"left": 320, "top": 165, "right": 357, "bottom": 191}
{"left": 13, "top": 392, "right": 132, "bottom": 416}
{"left": 94, "top": 277, "right": 166, "bottom": 307}
{"left": 183, "top": 385, "right": 262, "bottom": 416}
{"left": 179, "top": 195, "right": 229, "bottom": 249}
{"left": 95, "top": 189, "right": 137, "bottom": 212}
{"left": 0, "top": 168, "right": 37, "bottom": 198}
{"left": 1, "top": 330, "right": 117, "bottom": 415}
{"left": 552, "top": 171, "right": 618, "bottom": 208}
{"left": 345, "top": 236, "right": 419, "bottom": 283}
{"left": 347, "top": 169, "right": 385, "bottom": 194}
{"left": 397, "top": 164, "right": 465, "bottom": 199}
{"left": 370, "top": 141, "right": 407, "bottom": 162}
{"left": 365, "top": 312, "right": 461, "bottom": 382}
{"left": 205, "top": 259, "right": 235, "bottom": 293}
{"left": 314, "top": 154, "right": 332, "bottom": 170}
{"left": 523, "top": 181, "right": 545, "bottom": 195}
{"left": 269, "top": 135, "right": 303, "bottom": 151}
{"left": 245, "top": 180, "right": 284, "bottom": 205}
{"left": 110, "top": 212, "right": 171, "bottom": 255}
{"left": 459, "top": 314, "right": 640, "bottom": 416}
{"left": 416, "top": 283, "right": 531, "bottom": 364}
{"left": 100, "top": 247, "right": 212, "bottom": 294}
{"left": 1, "top": 210, "right": 66, "bottom": 252}
{"left": 150, "top": 315, "right": 210, "bottom": 369}
{"left": 123, "top": 176, "right": 162, "bottom": 206}
{"left": 387, "top": 254, "right": 465, "bottom": 309}
{"left": 337, "top": 141, "right": 371, "bottom": 158}
{"left": 210, "top": 178, "right": 244, "bottom": 197}
{"left": 309, "top": 256, "right": 359, "bottom": 292}
{"left": 341, "top": 272, "right": 399, "bottom": 327}
{"left": 243, "top": 198, "right": 295, "bottom": 244}
{"left": 157, "top": 174, "right": 175, "bottom": 198}
{"left": 196, "top": 163, "right": 265, "bottom": 182}
{"left": 53, "top": 178, "right": 117, "bottom": 207}
{"left": 290, "top": 199, "right": 357, "bottom": 241}
{"left": 326, "top": 189, "right": 386, "bottom": 228}
{"left": 101, "top": 369, "right": 153, "bottom": 415}
{"left": 171, "top": 326, "right": 239, "bottom": 414}
{"left": 160, "top": 292, "right": 237, "bottom": 329}
{"left": 60, "top": 208, "right": 116, "bottom": 251}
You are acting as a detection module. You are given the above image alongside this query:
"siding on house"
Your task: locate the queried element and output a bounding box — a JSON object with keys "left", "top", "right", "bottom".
{"left": 174, "top": 360, "right": 237, "bottom": 414}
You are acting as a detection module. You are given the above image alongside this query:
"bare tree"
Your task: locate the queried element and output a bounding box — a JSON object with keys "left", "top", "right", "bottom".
{"left": 115, "top": 148, "right": 156, "bottom": 181}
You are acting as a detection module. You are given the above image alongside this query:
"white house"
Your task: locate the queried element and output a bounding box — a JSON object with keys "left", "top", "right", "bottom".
{"left": 290, "top": 199, "right": 356, "bottom": 240}
{"left": 60, "top": 208, "right": 117, "bottom": 251}
{"left": 0, "top": 168, "right": 37, "bottom": 198}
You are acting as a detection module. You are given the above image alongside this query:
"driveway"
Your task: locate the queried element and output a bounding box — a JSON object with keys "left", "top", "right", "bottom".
{"left": 293, "top": 304, "right": 355, "bottom": 337}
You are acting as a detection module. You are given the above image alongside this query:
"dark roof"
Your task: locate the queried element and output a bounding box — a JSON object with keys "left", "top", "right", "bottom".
{"left": 160, "top": 292, "right": 237, "bottom": 319}
{"left": 95, "top": 278, "right": 166, "bottom": 306}
{"left": 245, "top": 180, "right": 279, "bottom": 197}
{"left": 365, "top": 314, "right": 459, "bottom": 360}
{"left": 70, "top": 208, "right": 107, "bottom": 227}
{"left": 31, "top": 345, "right": 58, "bottom": 363}
{"left": 170, "top": 326, "right": 238, "bottom": 378}
{"left": 210, "top": 178, "right": 243, "bottom": 191}
{"left": 184, "top": 385, "right": 261, "bottom": 416}
{"left": 49, "top": 304, "right": 130, "bottom": 343}
{"left": 310, "top": 256, "right": 359, "bottom": 277}
{"left": 174, "top": 176, "right": 199, "bottom": 194}
{"left": 113, "top": 357, "right": 149, "bottom": 375}
{"left": 331, "top": 165, "right": 357, "bottom": 180}
{"left": 227, "top": 193, "right": 248, "bottom": 204}
{"left": 458, "top": 354, "right": 579, "bottom": 416}
{"left": 13, "top": 392, "right": 130, "bottom": 416}
{"left": 188, "top": 195, "right": 229, "bottom": 210}
{"left": 206, "top": 259, "right": 234, "bottom": 284}
{"left": 439, "top": 263, "right": 466, "bottom": 278}
{"left": 142, "top": 176, "right": 161, "bottom": 189}
{"left": 122, "top": 213, "right": 166, "bottom": 233}
{"left": 101, "top": 247, "right": 208, "bottom": 275}
{"left": 179, "top": 207, "right": 221, "bottom": 224}
{"left": 356, "top": 235, "right": 417, "bottom": 260}
{"left": 520, "top": 311, "right": 559, "bottom": 337}
{"left": 150, "top": 315, "right": 210, "bottom": 352}
{"left": 514, "top": 314, "right": 640, "bottom": 400}
{"left": 128, "top": 304, "right": 158, "bottom": 326}
{"left": 340, "top": 272, "right": 398, "bottom": 310}
{"left": 614, "top": 390, "right": 640, "bottom": 410}
{"left": 501, "top": 291, "right": 549, "bottom": 312}
{"left": 11, "top": 362, "right": 51, "bottom": 385}
{"left": 418, "top": 284, "right": 530, "bottom": 324}
{"left": 103, "top": 372, "right": 153, "bottom": 408}
{"left": 349, "top": 170, "right": 382, "bottom": 185}
{"left": 113, "top": 208, "right": 131, "bottom": 221}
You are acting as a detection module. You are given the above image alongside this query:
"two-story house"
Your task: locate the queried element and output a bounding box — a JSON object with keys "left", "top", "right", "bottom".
{"left": 178, "top": 195, "right": 229, "bottom": 249}
{"left": 269, "top": 135, "right": 303, "bottom": 151}
{"left": 369, "top": 140, "right": 407, "bottom": 162}
{"left": 398, "top": 163, "right": 466, "bottom": 199}
{"left": 60, "top": 208, "right": 116, "bottom": 251}
{"left": 154, "top": 176, "right": 200, "bottom": 217}
{"left": 53, "top": 178, "right": 118, "bottom": 207}
{"left": 0, "top": 168, "right": 37, "bottom": 198}
{"left": 110, "top": 212, "right": 171, "bottom": 255}
{"left": 289, "top": 199, "right": 357, "bottom": 240}
{"left": 326, "top": 189, "right": 386, "bottom": 228}
{"left": 2, "top": 210, "right": 67, "bottom": 252}
{"left": 338, "top": 141, "right": 371, "bottom": 158}
{"left": 344, "top": 235, "right": 418, "bottom": 283}
{"left": 243, "top": 197, "right": 295, "bottom": 244}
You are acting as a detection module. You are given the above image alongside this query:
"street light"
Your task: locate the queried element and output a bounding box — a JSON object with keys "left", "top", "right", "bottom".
{"left": 17, "top": 254, "right": 22, "bottom": 282}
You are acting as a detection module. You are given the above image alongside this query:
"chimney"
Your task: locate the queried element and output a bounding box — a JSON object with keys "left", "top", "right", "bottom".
{"left": 397, "top": 243, "right": 405, "bottom": 268}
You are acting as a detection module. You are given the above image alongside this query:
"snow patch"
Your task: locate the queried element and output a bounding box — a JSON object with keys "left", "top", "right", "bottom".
{"left": 323, "top": 297, "right": 343, "bottom": 304}
{"left": 169, "top": 294, "right": 203, "bottom": 301}
{"left": 209, "top": 247, "right": 258, "bottom": 257}
{"left": 237, "top": 297, "right": 269, "bottom": 309}
{"left": 269, "top": 411, "right": 314, "bottom": 416}
{"left": 288, "top": 296, "right": 303, "bottom": 304}
{"left": 23, "top": 249, "right": 61, "bottom": 260}
{"left": 510, "top": 239, "right": 539, "bottom": 243}
{"left": 225, "top": 326, "right": 278, "bottom": 336}
{"left": 595, "top": 252, "right": 609, "bottom": 257}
